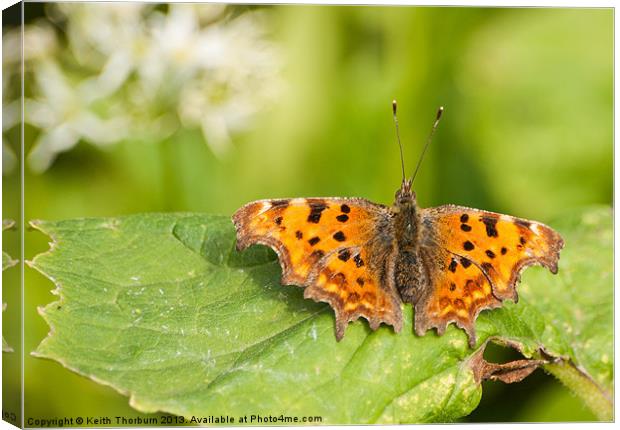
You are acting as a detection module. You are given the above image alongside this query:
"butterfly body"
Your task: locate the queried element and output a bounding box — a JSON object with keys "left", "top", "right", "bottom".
{"left": 390, "top": 180, "right": 425, "bottom": 300}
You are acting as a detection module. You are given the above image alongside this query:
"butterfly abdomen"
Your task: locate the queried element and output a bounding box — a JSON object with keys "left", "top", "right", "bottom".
{"left": 394, "top": 250, "right": 427, "bottom": 304}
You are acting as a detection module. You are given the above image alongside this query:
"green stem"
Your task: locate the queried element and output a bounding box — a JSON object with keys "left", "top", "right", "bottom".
{"left": 544, "top": 361, "right": 612, "bottom": 421}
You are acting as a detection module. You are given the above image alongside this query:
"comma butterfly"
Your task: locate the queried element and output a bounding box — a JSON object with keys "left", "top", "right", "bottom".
{"left": 232, "top": 102, "right": 564, "bottom": 347}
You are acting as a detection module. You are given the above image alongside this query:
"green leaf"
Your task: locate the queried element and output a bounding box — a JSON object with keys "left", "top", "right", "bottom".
{"left": 3, "top": 219, "right": 17, "bottom": 353}
{"left": 28, "top": 207, "right": 612, "bottom": 422}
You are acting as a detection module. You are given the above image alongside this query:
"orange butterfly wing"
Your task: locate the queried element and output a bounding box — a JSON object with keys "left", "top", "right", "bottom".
{"left": 417, "top": 205, "right": 564, "bottom": 346}
{"left": 232, "top": 198, "right": 402, "bottom": 340}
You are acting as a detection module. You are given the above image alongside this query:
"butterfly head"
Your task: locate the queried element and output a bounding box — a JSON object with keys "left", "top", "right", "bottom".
{"left": 395, "top": 178, "right": 416, "bottom": 207}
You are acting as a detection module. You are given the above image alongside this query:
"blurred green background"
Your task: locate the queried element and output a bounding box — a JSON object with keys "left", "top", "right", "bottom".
{"left": 2, "top": 3, "right": 612, "bottom": 424}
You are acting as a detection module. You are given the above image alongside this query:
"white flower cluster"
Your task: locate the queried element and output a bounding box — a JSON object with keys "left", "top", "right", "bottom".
{"left": 3, "top": 3, "right": 283, "bottom": 173}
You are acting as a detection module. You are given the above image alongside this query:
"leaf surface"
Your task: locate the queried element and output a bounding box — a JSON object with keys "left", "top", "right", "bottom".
{"left": 29, "top": 208, "right": 612, "bottom": 422}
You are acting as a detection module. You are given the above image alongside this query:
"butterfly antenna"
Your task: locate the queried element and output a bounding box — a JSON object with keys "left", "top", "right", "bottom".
{"left": 392, "top": 100, "right": 406, "bottom": 184}
{"left": 411, "top": 106, "right": 444, "bottom": 185}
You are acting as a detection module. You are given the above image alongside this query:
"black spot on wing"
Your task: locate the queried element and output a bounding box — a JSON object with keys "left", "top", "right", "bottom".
{"left": 460, "top": 214, "right": 469, "bottom": 223}
{"left": 515, "top": 219, "right": 531, "bottom": 229}
{"left": 460, "top": 258, "right": 472, "bottom": 268}
{"left": 480, "top": 216, "right": 499, "bottom": 238}
{"left": 336, "top": 214, "right": 349, "bottom": 222}
{"left": 481, "top": 262, "right": 493, "bottom": 272}
{"left": 275, "top": 216, "right": 283, "bottom": 225}
{"left": 338, "top": 249, "right": 351, "bottom": 262}
{"left": 333, "top": 231, "right": 346, "bottom": 242}
{"left": 485, "top": 250, "right": 496, "bottom": 259}
{"left": 501, "top": 247, "right": 507, "bottom": 255}
{"left": 295, "top": 230, "right": 303, "bottom": 239}
{"left": 340, "top": 204, "right": 351, "bottom": 213}
{"left": 307, "top": 201, "right": 328, "bottom": 223}
{"left": 271, "top": 199, "right": 290, "bottom": 208}
{"left": 353, "top": 254, "right": 364, "bottom": 267}
{"left": 463, "top": 241, "right": 475, "bottom": 251}
{"left": 308, "top": 236, "right": 320, "bottom": 246}
{"left": 448, "top": 259, "right": 458, "bottom": 273}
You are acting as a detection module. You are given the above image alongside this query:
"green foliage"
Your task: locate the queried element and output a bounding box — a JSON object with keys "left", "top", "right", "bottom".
{"left": 30, "top": 207, "right": 612, "bottom": 422}
{"left": 3, "top": 220, "right": 17, "bottom": 353}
